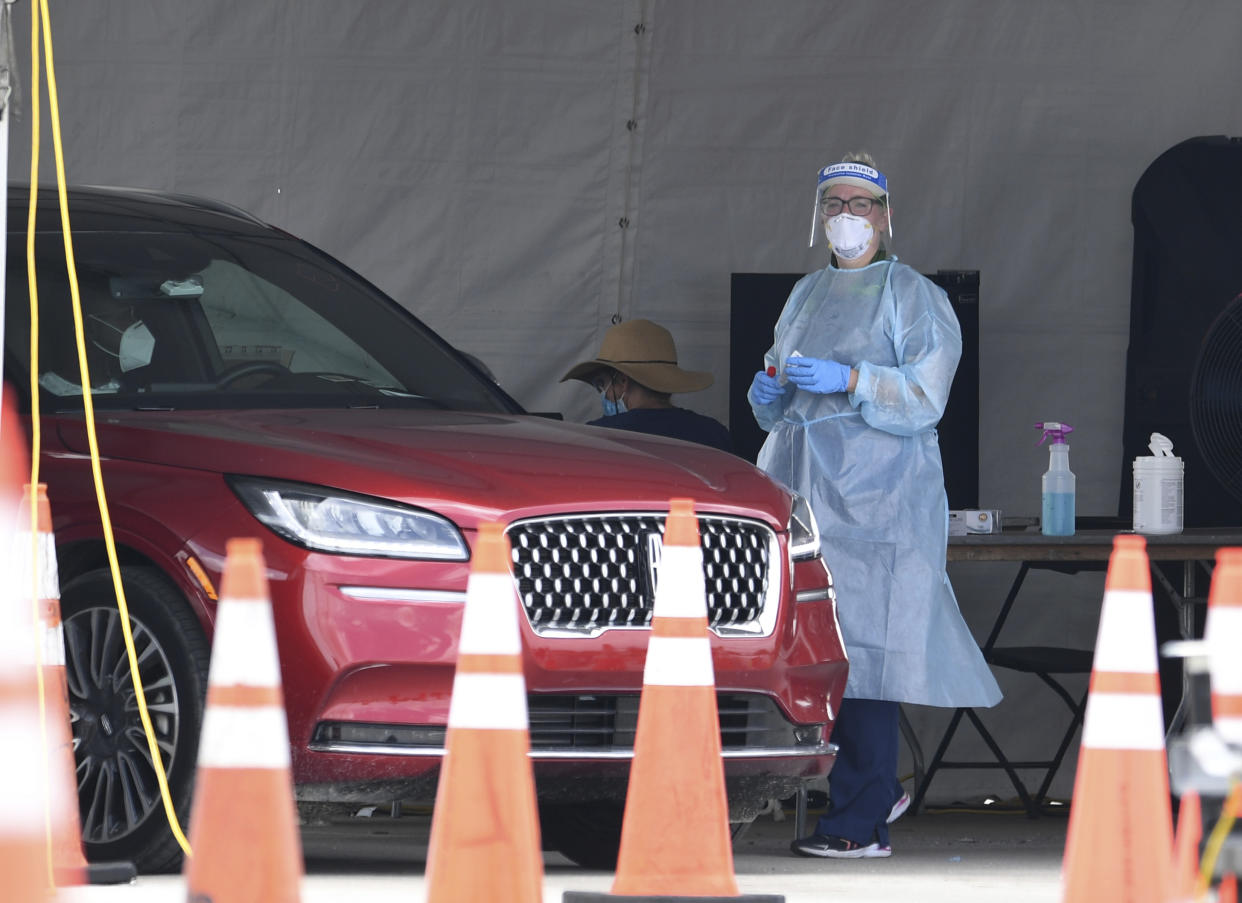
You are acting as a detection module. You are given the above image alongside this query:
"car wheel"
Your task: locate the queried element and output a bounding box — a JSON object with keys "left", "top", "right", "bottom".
{"left": 61, "top": 566, "right": 210, "bottom": 873}
{"left": 538, "top": 801, "right": 624, "bottom": 870}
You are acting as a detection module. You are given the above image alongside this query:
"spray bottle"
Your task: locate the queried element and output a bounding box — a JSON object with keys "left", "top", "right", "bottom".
{"left": 1036, "top": 422, "right": 1075, "bottom": 536}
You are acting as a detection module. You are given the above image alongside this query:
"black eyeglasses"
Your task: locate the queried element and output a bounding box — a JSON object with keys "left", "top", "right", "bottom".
{"left": 820, "top": 196, "right": 882, "bottom": 217}
{"left": 591, "top": 374, "right": 614, "bottom": 393}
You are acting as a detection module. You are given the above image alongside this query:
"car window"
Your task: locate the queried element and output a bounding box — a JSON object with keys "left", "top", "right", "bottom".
{"left": 197, "top": 258, "right": 398, "bottom": 386}
{"left": 5, "top": 226, "right": 519, "bottom": 414}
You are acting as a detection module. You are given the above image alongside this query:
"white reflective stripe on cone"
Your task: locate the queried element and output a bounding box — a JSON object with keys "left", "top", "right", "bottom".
{"left": 1207, "top": 606, "right": 1242, "bottom": 743}
{"left": 1217, "top": 716, "right": 1242, "bottom": 745}
{"left": 1094, "top": 589, "right": 1159, "bottom": 674}
{"left": 652, "top": 546, "right": 708, "bottom": 619}
{"left": 15, "top": 530, "right": 59, "bottom": 600}
{"left": 38, "top": 532, "right": 59, "bottom": 599}
{"left": 447, "top": 673, "right": 529, "bottom": 730}
{"left": 643, "top": 636, "right": 715, "bottom": 687}
{"left": 0, "top": 707, "right": 47, "bottom": 826}
{"left": 4, "top": 628, "right": 35, "bottom": 668}
{"left": 209, "top": 598, "right": 283, "bottom": 688}
{"left": 198, "top": 705, "right": 293, "bottom": 768}
{"left": 459, "top": 572, "right": 522, "bottom": 656}
{"left": 42, "top": 621, "right": 65, "bottom": 667}
{"left": 1081, "top": 692, "right": 1165, "bottom": 750}
{"left": 1207, "top": 608, "right": 1242, "bottom": 693}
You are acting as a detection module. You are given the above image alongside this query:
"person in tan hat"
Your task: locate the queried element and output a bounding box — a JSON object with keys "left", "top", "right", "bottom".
{"left": 561, "top": 319, "right": 733, "bottom": 453}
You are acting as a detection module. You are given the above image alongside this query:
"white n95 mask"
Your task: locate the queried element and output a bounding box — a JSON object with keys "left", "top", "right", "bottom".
{"left": 118, "top": 320, "right": 156, "bottom": 372}
{"left": 825, "top": 214, "right": 874, "bottom": 261}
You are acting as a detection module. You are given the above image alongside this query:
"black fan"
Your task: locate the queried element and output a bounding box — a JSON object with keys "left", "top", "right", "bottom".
{"left": 1189, "top": 292, "right": 1242, "bottom": 505}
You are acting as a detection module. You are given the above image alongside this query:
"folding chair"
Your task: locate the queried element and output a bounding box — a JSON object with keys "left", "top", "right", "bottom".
{"left": 909, "top": 562, "right": 1094, "bottom": 817}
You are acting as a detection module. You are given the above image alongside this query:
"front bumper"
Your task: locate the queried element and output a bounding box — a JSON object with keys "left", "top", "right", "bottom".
{"left": 218, "top": 529, "right": 848, "bottom": 810}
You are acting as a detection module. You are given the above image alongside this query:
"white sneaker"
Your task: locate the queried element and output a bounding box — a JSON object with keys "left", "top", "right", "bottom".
{"left": 887, "top": 791, "right": 911, "bottom": 824}
{"left": 791, "top": 834, "right": 893, "bottom": 858}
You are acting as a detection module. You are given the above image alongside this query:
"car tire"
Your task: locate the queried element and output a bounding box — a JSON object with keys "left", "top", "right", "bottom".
{"left": 61, "top": 566, "right": 210, "bottom": 873}
{"left": 538, "top": 801, "right": 624, "bottom": 870}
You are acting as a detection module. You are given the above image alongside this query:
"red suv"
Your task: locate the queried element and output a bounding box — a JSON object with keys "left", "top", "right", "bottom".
{"left": 4, "top": 185, "right": 848, "bottom": 871}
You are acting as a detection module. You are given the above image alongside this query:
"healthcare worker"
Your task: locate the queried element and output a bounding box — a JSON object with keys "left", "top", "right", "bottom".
{"left": 748, "top": 153, "right": 1001, "bottom": 859}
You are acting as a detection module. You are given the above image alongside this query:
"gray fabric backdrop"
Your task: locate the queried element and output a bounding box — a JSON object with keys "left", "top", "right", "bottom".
{"left": 10, "top": 0, "right": 1239, "bottom": 804}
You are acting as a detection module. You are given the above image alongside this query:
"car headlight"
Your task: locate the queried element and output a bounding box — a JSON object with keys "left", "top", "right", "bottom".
{"left": 228, "top": 477, "right": 469, "bottom": 560}
{"left": 788, "top": 493, "right": 821, "bottom": 560}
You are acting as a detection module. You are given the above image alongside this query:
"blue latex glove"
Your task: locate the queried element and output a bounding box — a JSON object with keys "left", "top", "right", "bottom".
{"left": 748, "top": 369, "right": 786, "bottom": 406}
{"left": 785, "top": 356, "right": 851, "bottom": 394}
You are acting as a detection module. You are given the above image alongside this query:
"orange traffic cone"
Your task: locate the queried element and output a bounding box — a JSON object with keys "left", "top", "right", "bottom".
{"left": 424, "top": 521, "right": 542, "bottom": 903}
{"left": 0, "top": 398, "right": 48, "bottom": 901}
{"left": 1169, "top": 790, "right": 1202, "bottom": 903}
{"left": 19, "top": 483, "right": 87, "bottom": 888}
{"left": 182, "top": 537, "right": 303, "bottom": 903}
{"left": 1062, "top": 534, "right": 1174, "bottom": 903}
{"left": 19, "top": 484, "right": 135, "bottom": 888}
{"left": 566, "top": 498, "right": 782, "bottom": 903}
{"left": 1205, "top": 548, "right": 1242, "bottom": 747}
{"left": 1201, "top": 556, "right": 1242, "bottom": 903}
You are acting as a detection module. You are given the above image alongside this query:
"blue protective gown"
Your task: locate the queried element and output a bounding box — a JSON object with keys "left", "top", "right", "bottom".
{"left": 752, "top": 257, "right": 1001, "bottom": 708}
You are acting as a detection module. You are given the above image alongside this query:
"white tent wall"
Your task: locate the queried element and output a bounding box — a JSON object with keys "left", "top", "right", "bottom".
{"left": 9, "top": 0, "right": 1241, "bottom": 805}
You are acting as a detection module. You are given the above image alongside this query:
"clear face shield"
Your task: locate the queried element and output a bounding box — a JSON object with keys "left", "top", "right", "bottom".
{"left": 807, "top": 162, "right": 893, "bottom": 249}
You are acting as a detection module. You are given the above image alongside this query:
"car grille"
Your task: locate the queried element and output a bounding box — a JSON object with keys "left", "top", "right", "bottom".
{"left": 505, "top": 513, "right": 778, "bottom": 636}
{"left": 528, "top": 693, "right": 814, "bottom": 751}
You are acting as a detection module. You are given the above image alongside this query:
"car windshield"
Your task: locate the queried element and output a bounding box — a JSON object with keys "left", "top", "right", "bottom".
{"left": 5, "top": 225, "right": 518, "bottom": 414}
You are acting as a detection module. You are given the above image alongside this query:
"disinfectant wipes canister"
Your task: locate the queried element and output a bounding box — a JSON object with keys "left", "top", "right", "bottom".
{"left": 1133, "top": 432, "right": 1183, "bottom": 535}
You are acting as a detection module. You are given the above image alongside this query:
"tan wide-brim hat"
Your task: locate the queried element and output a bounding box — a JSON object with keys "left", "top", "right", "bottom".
{"left": 560, "top": 319, "right": 713, "bottom": 394}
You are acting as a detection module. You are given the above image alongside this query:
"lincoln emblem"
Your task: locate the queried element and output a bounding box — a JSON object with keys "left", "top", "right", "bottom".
{"left": 644, "top": 531, "right": 664, "bottom": 596}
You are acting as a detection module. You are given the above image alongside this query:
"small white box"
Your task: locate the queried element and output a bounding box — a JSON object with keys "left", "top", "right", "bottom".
{"left": 949, "top": 509, "right": 1002, "bottom": 535}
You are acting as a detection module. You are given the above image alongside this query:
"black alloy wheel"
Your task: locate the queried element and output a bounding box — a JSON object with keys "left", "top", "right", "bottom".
{"left": 61, "top": 567, "right": 209, "bottom": 873}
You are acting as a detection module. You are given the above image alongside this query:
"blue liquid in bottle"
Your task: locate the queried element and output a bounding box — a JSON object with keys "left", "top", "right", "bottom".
{"left": 1037, "top": 426, "right": 1076, "bottom": 536}
{"left": 1042, "top": 491, "right": 1075, "bottom": 536}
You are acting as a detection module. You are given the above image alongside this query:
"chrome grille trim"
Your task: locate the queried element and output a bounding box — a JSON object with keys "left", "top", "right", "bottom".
{"left": 305, "top": 742, "right": 836, "bottom": 761}
{"left": 339, "top": 587, "right": 466, "bottom": 604}
{"left": 505, "top": 513, "right": 780, "bottom": 637}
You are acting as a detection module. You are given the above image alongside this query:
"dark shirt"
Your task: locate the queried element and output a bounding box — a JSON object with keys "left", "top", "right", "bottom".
{"left": 587, "top": 407, "right": 735, "bottom": 454}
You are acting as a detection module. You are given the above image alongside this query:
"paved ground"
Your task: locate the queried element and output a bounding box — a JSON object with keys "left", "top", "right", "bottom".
{"left": 59, "top": 804, "right": 1071, "bottom": 902}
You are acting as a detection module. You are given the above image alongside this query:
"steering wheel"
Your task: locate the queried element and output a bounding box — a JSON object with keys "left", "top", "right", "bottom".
{"left": 216, "top": 361, "right": 288, "bottom": 388}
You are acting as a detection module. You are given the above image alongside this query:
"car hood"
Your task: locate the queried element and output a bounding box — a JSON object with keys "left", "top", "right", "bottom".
{"left": 54, "top": 409, "right": 790, "bottom": 527}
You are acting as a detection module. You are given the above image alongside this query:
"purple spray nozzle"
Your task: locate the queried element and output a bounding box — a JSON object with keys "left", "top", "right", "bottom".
{"left": 1035, "top": 421, "right": 1074, "bottom": 445}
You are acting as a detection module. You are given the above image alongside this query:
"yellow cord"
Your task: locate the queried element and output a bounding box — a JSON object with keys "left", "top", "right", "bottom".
{"left": 1197, "top": 778, "right": 1240, "bottom": 898}
{"left": 31, "top": 0, "right": 192, "bottom": 858}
